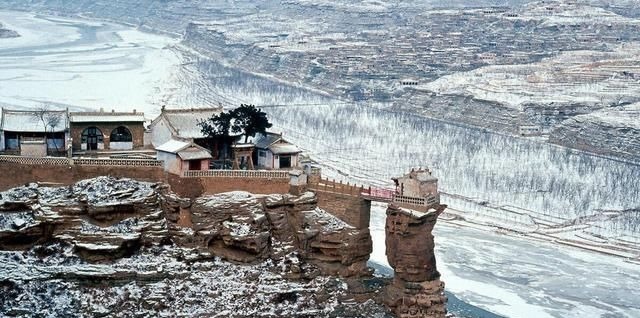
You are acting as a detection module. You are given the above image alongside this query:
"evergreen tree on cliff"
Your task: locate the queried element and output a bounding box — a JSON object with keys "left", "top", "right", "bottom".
{"left": 198, "top": 104, "right": 272, "bottom": 159}
{"left": 232, "top": 104, "right": 272, "bottom": 143}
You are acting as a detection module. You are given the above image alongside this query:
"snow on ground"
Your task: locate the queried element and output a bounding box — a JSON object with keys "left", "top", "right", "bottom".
{"left": 568, "top": 102, "right": 640, "bottom": 129}
{"left": 0, "top": 11, "right": 182, "bottom": 117}
{"left": 0, "top": 243, "right": 391, "bottom": 317}
{"left": 419, "top": 43, "right": 640, "bottom": 110}
{"left": 516, "top": 0, "right": 640, "bottom": 26}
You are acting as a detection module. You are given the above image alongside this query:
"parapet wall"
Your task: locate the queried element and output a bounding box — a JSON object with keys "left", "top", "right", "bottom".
{"left": 171, "top": 174, "right": 290, "bottom": 198}
{"left": 0, "top": 160, "right": 291, "bottom": 200}
{"left": 314, "top": 190, "right": 371, "bottom": 229}
{"left": 0, "top": 161, "right": 166, "bottom": 190}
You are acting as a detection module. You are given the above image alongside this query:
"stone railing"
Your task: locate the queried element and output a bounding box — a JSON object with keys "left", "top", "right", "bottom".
{"left": 73, "top": 158, "right": 163, "bottom": 167}
{"left": 393, "top": 195, "right": 426, "bottom": 207}
{"left": 0, "top": 155, "right": 162, "bottom": 167}
{"left": 0, "top": 155, "right": 70, "bottom": 166}
{"left": 183, "top": 169, "right": 290, "bottom": 179}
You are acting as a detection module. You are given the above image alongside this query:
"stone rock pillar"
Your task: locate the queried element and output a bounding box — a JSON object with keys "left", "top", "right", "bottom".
{"left": 383, "top": 204, "right": 447, "bottom": 318}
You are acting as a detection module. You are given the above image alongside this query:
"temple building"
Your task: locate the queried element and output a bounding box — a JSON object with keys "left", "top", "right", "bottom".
{"left": 69, "top": 110, "right": 145, "bottom": 151}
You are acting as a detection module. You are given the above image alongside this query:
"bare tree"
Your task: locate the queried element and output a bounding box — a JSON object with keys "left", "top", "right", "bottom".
{"left": 32, "top": 104, "right": 63, "bottom": 155}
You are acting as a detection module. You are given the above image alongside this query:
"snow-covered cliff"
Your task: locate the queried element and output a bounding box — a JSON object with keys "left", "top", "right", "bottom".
{"left": 0, "top": 177, "right": 391, "bottom": 317}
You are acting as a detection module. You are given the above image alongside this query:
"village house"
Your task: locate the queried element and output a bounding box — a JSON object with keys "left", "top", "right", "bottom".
{"left": 0, "top": 108, "right": 70, "bottom": 157}
{"left": 69, "top": 110, "right": 145, "bottom": 151}
{"left": 156, "top": 139, "right": 212, "bottom": 174}
{"left": 148, "top": 107, "right": 223, "bottom": 149}
{"left": 253, "top": 132, "right": 301, "bottom": 169}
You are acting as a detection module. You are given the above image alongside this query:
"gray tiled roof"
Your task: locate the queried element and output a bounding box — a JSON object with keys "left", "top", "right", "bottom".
{"left": 70, "top": 112, "right": 145, "bottom": 123}
{"left": 161, "top": 108, "right": 222, "bottom": 139}
{"left": 1, "top": 109, "right": 69, "bottom": 133}
{"left": 253, "top": 132, "right": 282, "bottom": 149}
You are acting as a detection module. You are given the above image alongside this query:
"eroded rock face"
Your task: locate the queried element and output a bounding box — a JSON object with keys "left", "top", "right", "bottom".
{"left": 0, "top": 177, "right": 372, "bottom": 278}
{"left": 0, "top": 177, "right": 165, "bottom": 261}
{"left": 180, "top": 191, "right": 372, "bottom": 277}
{"left": 384, "top": 204, "right": 447, "bottom": 318}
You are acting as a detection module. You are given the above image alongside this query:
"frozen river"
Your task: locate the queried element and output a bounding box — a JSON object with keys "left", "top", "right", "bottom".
{"left": 0, "top": 11, "right": 180, "bottom": 114}
{"left": 369, "top": 204, "right": 640, "bottom": 318}
{"left": 1, "top": 10, "right": 639, "bottom": 318}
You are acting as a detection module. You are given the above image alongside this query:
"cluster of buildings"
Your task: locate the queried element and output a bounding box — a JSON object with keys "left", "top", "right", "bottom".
{"left": 0, "top": 107, "right": 301, "bottom": 174}
{"left": 191, "top": 1, "right": 640, "bottom": 106}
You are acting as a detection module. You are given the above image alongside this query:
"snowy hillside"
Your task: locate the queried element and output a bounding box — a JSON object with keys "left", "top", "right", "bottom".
{"left": 550, "top": 103, "right": 640, "bottom": 161}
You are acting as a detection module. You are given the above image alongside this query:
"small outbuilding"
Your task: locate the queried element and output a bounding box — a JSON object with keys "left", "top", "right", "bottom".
{"left": 253, "top": 132, "right": 301, "bottom": 169}
{"left": 156, "top": 139, "right": 212, "bottom": 175}
{"left": 0, "top": 108, "right": 70, "bottom": 157}
{"left": 392, "top": 168, "right": 438, "bottom": 197}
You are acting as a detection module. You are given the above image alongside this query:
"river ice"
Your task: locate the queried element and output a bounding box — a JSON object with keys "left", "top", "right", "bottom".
{"left": 0, "top": 10, "right": 638, "bottom": 318}
{"left": 368, "top": 204, "right": 640, "bottom": 318}
{"left": 0, "top": 11, "right": 181, "bottom": 115}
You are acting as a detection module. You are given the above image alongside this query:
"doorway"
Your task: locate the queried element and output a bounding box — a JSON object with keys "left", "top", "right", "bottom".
{"left": 81, "top": 127, "right": 103, "bottom": 151}
{"left": 279, "top": 155, "right": 291, "bottom": 169}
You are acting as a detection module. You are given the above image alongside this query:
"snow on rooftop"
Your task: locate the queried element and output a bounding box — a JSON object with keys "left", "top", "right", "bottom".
{"left": 253, "top": 132, "right": 282, "bottom": 149}
{"left": 1, "top": 109, "right": 68, "bottom": 132}
{"left": 161, "top": 108, "right": 222, "bottom": 139}
{"left": 70, "top": 112, "right": 145, "bottom": 123}
{"left": 178, "top": 147, "right": 212, "bottom": 160}
{"left": 269, "top": 143, "right": 301, "bottom": 155}
{"left": 156, "top": 139, "right": 190, "bottom": 154}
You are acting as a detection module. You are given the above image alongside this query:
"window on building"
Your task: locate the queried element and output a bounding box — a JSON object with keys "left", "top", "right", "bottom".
{"left": 258, "top": 150, "right": 267, "bottom": 157}
{"left": 110, "top": 126, "right": 132, "bottom": 142}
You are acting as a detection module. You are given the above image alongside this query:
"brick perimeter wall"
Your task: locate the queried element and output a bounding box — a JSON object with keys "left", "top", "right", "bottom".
{"left": 0, "top": 162, "right": 166, "bottom": 190}
{"left": 314, "top": 190, "right": 371, "bottom": 229}
{"left": 0, "top": 162, "right": 291, "bottom": 200}
{"left": 198, "top": 177, "right": 290, "bottom": 196}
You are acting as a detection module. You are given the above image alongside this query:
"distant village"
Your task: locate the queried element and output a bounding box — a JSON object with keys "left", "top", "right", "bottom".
{"left": 0, "top": 106, "right": 302, "bottom": 175}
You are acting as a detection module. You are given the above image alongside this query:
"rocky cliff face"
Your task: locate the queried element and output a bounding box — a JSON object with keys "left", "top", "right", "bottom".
{"left": 0, "top": 177, "right": 385, "bottom": 317}
{"left": 383, "top": 204, "right": 447, "bottom": 318}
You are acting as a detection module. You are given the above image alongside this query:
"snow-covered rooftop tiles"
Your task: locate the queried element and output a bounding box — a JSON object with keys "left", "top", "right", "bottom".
{"left": 1, "top": 109, "right": 69, "bottom": 133}
{"left": 159, "top": 108, "right": 222, "bottom": 139}
{"left": 156, "top": 139, "right": 190, "bottom": 153}
{"left": 70, "top": 112, "right": 145, "bottom": 123}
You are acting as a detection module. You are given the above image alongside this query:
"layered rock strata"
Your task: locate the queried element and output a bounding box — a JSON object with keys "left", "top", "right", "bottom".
{"left": 384, "top": 204, "right": 447, "bottom": 318}
{"left": 0, "top": 177, "right": 372, "bottom": 278}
